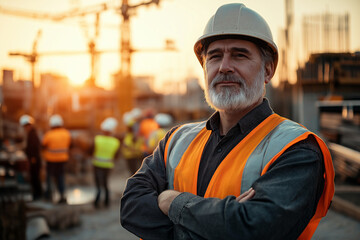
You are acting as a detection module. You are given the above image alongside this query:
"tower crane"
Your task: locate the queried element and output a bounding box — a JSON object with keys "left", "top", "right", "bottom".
{"left": 9, "top": 29, "right": 42, "bottom": 88}
{"left": 1, "top": 0, "right": 170, "bottom": 117}
{"left": 1, "top": 2, "right": 112, "bottom": 87}
{"left": 116, "top": 0, "right": 162, "bottom": 115}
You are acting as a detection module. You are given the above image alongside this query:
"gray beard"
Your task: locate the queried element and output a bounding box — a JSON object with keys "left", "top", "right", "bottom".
{"left": 205, "top": 67, "right": 265, "bottom": 111}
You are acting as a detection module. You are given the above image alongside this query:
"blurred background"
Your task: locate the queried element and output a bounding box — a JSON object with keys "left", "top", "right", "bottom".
{"left": 0, "top": 0, "right": 359, "bottom": 239}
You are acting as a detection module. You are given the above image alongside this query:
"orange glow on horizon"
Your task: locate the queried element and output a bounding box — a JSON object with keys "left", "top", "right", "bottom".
{"left": 0, "top": 0, "right": 359, "bottom": 92}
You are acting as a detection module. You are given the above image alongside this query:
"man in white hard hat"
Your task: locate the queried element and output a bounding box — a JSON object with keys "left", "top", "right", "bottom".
{"left": 42, "top": 114, "right": 71, "bottom": 204}
{"left": 19, "top": 114, "right": 43, "bottom": 200}
{"left": 121, "top": 3, "right": 335, "bottom": 239}
{"left": 90, "top": 117, "right": 120, "bottom": 208}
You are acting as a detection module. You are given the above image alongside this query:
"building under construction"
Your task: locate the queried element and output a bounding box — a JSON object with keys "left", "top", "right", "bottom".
{"left": 295, "top": 52, "right": 360, "bottom": 183}
{"left": 302, "top": 12, "right": 350, "bottom": 58}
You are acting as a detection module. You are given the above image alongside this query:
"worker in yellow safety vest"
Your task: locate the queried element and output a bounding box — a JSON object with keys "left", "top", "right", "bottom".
{"left": 91, "top": 117, "right": 120, "bottom": 208}
{"left": 121, "top": 119, "right": 144, "bottom": 176}
{"left": 121, "top": 3, "right": 335, "bottom": 239}
{"left": 147, "top": 113, "right": 173, "bottom": 154}
{"left": 42, "top": 114, "right": 71, "bottom": 204}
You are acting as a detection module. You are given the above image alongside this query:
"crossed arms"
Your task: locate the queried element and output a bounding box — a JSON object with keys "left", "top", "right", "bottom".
{"left": 120, "top": 131, "right": 324, "bottom": 240}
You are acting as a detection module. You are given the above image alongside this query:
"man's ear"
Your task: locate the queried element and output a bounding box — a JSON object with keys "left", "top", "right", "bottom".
{"left": 264, "top": 61, "right": 275, "bottom": 84}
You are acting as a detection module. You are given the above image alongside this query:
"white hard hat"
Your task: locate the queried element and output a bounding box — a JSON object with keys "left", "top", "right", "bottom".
{"left": 49, "top": 114, "right": 64, "bottom": 127}
{"left": 19, "top": 114, "right": 34, "bottom": 126}
{"left": 154, "top": 113, "right": 172, "bottom": 127}
{"left": 123, "top": 112, "right": 132, "bottom": 125}
{"left": 101, "top": 117, "right": 118, "bottom": 132}
{"left": 123, "top": 112, "right": 135, "bottom": 127}
{"left": 194, "top": 3, "right": 278, "bottom": 69}
{"left": 131, "top": 108, "right": 142, "bottom": 119}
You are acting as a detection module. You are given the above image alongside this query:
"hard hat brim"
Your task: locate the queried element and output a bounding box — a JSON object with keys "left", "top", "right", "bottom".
{"left": 194, "top": 33, "right": 278, "bottom": 70}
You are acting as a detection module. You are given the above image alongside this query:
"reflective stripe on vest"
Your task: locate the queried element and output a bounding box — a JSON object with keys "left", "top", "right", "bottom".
{"left": 46, "top": 148, "right": 68, "bottom": 153}
{"left": 164, "top": 121, "right": 208, "bottom": 190}
{"left": 164, "top": 113, "right": 334, "bottom": 240}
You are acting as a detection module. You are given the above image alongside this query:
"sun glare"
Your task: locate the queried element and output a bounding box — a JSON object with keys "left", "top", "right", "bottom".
{"left": 66, "top": 68, "right": 89, "bottom": 86}
{"left": 41, "top": 55, "right": 90, "bottom": 87}
{"left": 64, "top": 60, "right": 90, "bottom": 86}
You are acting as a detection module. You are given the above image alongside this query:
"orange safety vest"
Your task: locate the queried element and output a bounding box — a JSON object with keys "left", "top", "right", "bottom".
{"left": 42, "top": 128, "right": 71, "bottom": 162}
{"left": 139, "top": 118, "right": 159, "bottom": 139}
{"left": 164, "top": 114, "right": 334, "bottom": 240}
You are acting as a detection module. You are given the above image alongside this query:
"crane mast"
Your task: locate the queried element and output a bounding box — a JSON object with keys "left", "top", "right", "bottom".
{"left": 118, "top": 0, "right": 133, "bottom": 115}
{"left": 117, "top": 0, "right": 161, "bottom": 115}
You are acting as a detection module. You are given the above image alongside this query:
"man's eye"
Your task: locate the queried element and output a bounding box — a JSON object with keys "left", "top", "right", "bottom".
{"left": 234, "top": 53, "right": 246, "bottom": 58}
{"left": 208, "top": 55, "right": 220, "bottom": 60}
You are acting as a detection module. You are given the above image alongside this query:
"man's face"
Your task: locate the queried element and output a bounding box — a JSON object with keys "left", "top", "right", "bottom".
{"left": 203, "top": 38, "right": 271, "bottom": 111}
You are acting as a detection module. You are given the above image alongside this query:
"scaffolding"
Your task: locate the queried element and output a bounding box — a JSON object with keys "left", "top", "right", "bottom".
{"left": 302, "top": 12, "right": 350, "bottom": 58}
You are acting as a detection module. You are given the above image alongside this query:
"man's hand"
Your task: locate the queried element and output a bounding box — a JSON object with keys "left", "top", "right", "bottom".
{"left": 158, "top": 190, "right": 181, "bottom": 216}
{"left": 236, "top": 188, "right": 255, "bottom": 203}
{"left": 157, "top": 188, "right": 254, "bottom": 216}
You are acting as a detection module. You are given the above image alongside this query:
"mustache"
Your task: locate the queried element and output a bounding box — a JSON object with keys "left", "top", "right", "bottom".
{"left": 211, "top": 74, "right": 245, "bottom": 87}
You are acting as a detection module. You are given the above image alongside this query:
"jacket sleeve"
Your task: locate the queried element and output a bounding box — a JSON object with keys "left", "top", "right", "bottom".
{"left": 120, "top": 127, "right": 179, "bottom": 239}
{"left": 26, "top": 129, "right": 42, "bottom": 166}
{"left": 168, "top": 135, "right": 325, "bottom": 240}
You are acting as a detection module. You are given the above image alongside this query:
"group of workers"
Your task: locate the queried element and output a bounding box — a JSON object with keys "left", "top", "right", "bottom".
{"left": 18, "top": 109, "right": 172, "bottom": 207}
{"left": 19, "top": 114, "right": 71, "bottom": 203}
{"left": 122, "top": 108, "right": 173, "bottom": 175}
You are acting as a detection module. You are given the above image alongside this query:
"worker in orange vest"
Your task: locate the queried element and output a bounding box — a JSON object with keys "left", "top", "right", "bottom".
{"left": 138, "top": 109, "right": 159, "bottom": 157}
{"left": 121, "top": 3, "right": 335, "bottom": 239}
{"left": 42, "top": 114, "right": 71, "bottom": 204}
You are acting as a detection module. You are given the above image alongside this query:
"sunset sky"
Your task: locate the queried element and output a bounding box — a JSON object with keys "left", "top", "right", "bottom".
{"left": 0, "top": 0, "right": 359, "bottom": 91}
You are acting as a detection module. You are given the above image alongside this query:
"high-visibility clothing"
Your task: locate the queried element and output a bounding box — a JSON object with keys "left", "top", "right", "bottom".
{"left": 139, "top": 118, "right": 159, "bottom": 140}
{"left": 147, "top": 128, "right": 167, "bottom": 153}
{"left": 122, "top": 132, "right": 143, "bottom": 160}
{"left": 164, "top": 113, "right": 334, "bottom": 240}
{"left": 42, "top": 128, "right": 71, "bottom": 162}
{"left": 92, "top": 135, "right": 120, "bottom": 169}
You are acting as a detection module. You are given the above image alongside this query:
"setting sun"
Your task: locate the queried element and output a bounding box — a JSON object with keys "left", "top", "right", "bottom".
{"left": 42, "top": 55, "right": 91, "bottom": 87}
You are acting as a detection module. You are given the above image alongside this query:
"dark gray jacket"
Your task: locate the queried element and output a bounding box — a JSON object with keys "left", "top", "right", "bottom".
{"left": 120, "top": 99, "right": 325, "bottom": 240}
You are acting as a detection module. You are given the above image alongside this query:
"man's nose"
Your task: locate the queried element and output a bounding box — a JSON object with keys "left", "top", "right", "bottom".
{"left": 219, "top": 55, "right": 234, "bottom": 74}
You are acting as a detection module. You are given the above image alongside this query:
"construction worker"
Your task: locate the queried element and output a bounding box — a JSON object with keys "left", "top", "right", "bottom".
{"left": 146, "top": 113, "right": 173, "bottom": 153}
{"left": 19, "top": 114, "right": 43, "bottom": 200}
{"left": 121, "top": 118, "right": 144, "bottom": 176}
{"left": 91, "top": 117, "right": 120, "bottom": 208}
{"left": 42, "top": 114, "right": 71, "bottom": 204}
{"left": 121, "top": 3, "right": 335, "bottom": 240}
{"left": 138, "top": 109, "right": 159, "bottom": 156}
{"left": 138, "top": 110, "right": 159, "bottom": 140}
